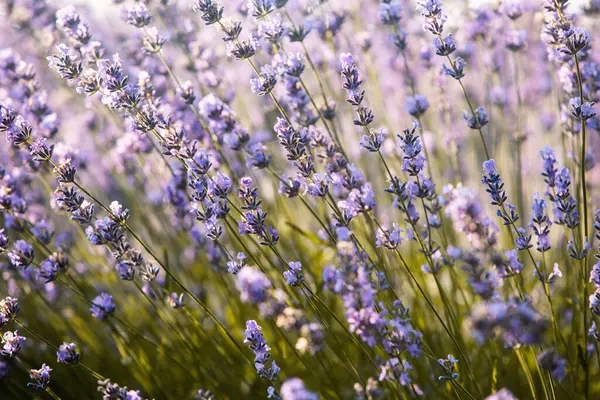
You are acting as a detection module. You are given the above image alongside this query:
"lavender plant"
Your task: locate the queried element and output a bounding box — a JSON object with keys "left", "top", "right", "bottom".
{"left": 0, "top": 0, "right": 599, "bottom": 399}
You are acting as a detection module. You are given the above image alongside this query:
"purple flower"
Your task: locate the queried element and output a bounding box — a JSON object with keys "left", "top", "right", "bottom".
{"left": 283, "top": 262, "right": 304, "bottom": 287}
{"left": 109, "top": 201, "right": 130, "bottom": 224}
{"left": 56, "top": 6, "right": 91, "bottom": 44}
{"left": 90, "top": 293, "right": 116, "bottom": 320}
{"left": 27, "top": 364, "right": 51, "bottom": 390}
{"left": 560, "top": 28, "right": 591, "bottom": 56}
{"left": 227, "top": 252, "right": 247, "bottom": 275}
{"left": 464, "top": 107, "right": 489, "bottom": 129}
{"left": 192, "top": 0, "right": 224, "bottom": 25}
{"left": 0, "top": 230, "right": 8, "bottom": 254}
{"left": 339, "top": 52, "right": 376, "bottom": 128}
{"left": 376, "top": 223, "right": 403, "bottom": 250}
{"left": 470, "top": 300, "right": 548, "bottom": 346}
{"left": 379, "top": 357, "right": 414, "bottom": 386}
{"left": 245, "top": 142, "right": 271, "bottom": 169}
{"left": 570, "top": 97, "right": 597, "bottom": 121}
{"left": 500, "top": 1, "right": 524, "bottom": 20}
{"left": 434, "top": 34, "right": 456, "bottom": 56}
{"left": 380, "top": 2, "right": 401, "bottom": 25}
{"left": 442, "top": 57, "right": 465, "bottom": 80}
{"left": 37, "top": 256, "right": 63, "bottom": 283}
{"left": 115, "top": 261, "right": 135, "bottom": 281}
{"left": 237, "top": 267, "right": 271, "bottom": 304}
{"left": 244, "top": 320, "right": 280, "bottom": 381}
{"left": 530, "top": 194, "right": 552, "bottom": 253}
{"left": 123, "top": 3, "right": 152, "bottom": 27}
{"left": 250, "top": 65, "right": 277, "bottom": 96}
{"left": 57, "top": 342, "right": 80, "bottom": 365}
{"left": 208, "top": 172, "right": 231, "bottom": 199}
{"left": 505, "top": 29, "right": 527, "bottom": 52}
{"left": 437, "top": 355, "right": 458, "bottom": 381}
{"left": 247, "top": 0, "right": 275, "bottom": 19}
{"left": 540, "top": 146, "right": 558, "bottom": 195}
{"left": 537, "top": 350, "right": 567, "bottom": 381}
{"left": 7, "top": 240, "right": 34, "bottom": 269}
{"left": 360, "top": 128, "right": 387, "bottom": 152}
{"left": 0, "top": 297, "right": 19, "bottom": 327}
{"left": 307, "top": 173, "right": 330, "bottom": 198}
{"left": 416, "top": 0, "right": 443, "bottom": 18}
{"left": 280, "top": 378, "right": 318, "bottom": 400}
{"left": 1, "top": 330, "right": 25, "bottom": 357}
{"left": 47, "top": 44, "right": 82, "bottom": 81}
{"left": 405, "top": 94, "right": 430, "bottom": 118}
{"left": 195, "top": 389, "right": 215, "bottom": 400}
{"left": 590, "top": 289, "right": 600, "bottom": 316}
{"left": 167, "top": 293, "right": 185, "bottom": 309}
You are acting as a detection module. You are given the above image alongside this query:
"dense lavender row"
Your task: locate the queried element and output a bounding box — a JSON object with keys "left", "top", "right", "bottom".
{"left": 0, "top": 0, "right": 599, "bottom": 398}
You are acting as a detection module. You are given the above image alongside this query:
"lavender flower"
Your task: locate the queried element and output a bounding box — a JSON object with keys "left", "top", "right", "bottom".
{"left": 537, "top": 350, "right": 567, "bottom": 381}
{"left": 27, "top": 364, "right": 51, "bottom": 390}
{"left": 7, "top": 240, "right": 34, "bottom": 268}
{"left": 57, "top": 342, "right": 80, "bottom": 365}
{"left": 437, "top": 355, "right": 458, "bottom": 381}
{"left": 530, "top": 194, "right": 552, "bottom": 253}
{"left": 237, "top": 266, "right": 272, "bottom": 304}
{"left": 470, "top": 300, "right": 548, "bottom": 346}
{"left": 376, "top": 223, "right": 403, "bottom": 250}
{"left": 560, "top": 28, "right": 592, "bottom": 56}
{"left": 250, "top": 65, "right": 277, "bottom": 96}
{"left": 553, "top": 168, "right": 580, "bottom": 230}
{"left": 280, "top": 378, "right": 318, "bottom": 400}
{"left": 244, "top": 320, "right": 280, "bottom": 381}
{"left": 1, "top": 330, "right": 25, "bottom": 357}
{"left": 405, "top": 94, "right": 430, "bottom": 118}
{"left": 0, "top": 297, "right": 19, "bottom": 327}
{"left": 283, "top": 262, "right": 304, "bottom": 287}
{"left": 570, "top": 97, "right": 597, "bottom": 121}
{"left": 90, "top": 293, "right": 116, "bottom": 320}
{"left": 123, "top": 3, "right": 152, "bottom": 28}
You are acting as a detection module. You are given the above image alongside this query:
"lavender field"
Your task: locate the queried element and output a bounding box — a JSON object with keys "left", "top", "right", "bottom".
{"left": 1, "top": 0, "right": 600, "bottom": 398}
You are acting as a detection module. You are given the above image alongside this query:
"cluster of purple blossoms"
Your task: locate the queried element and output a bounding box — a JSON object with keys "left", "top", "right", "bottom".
{"left": 437, "top": 355, "right": 459, "bottom": 381}
{"left": 322, "top": 231, "right": 422, "bottom": 389}
{"left": 197, "top": 94, "right": 250, "bottom": 151}
{"left": 340, "top": 53, "right": 373, "bottom": 128}
{"left": 237, "top": 177, "right": 279, "bottom": 246}
{"left": 279, "top": 378, "right": 318, "bottom": 400}
{"left": 470, "top": 300, "right": 548, "bottom": 347}
{"left": 90, "top": 292, "right": 116, "bottom": 320}
{"left": 530, "top": 194, "right": 552, "bottom": 253}
{"left": 0, "top": 0, "right": 599, "bottom": 397}
{"left": 542, "top": 0, "right": 600, "bottom": 134}
{"left": 444, "top": 185, "right": 498, "bottom": 251}
{"left": 97, "top": 379, "right": 147, "bottom": 400}
{"left": 537, "top": 350, "right": 567, "bottom": 382}
{"left": 1, "top": 330, "right": 26, "bottom": 357}
{"left": 237, "top": 266, "right": 287, "bottom": 318}
{"left": 27, "top": 364, "right": 52, "bottom": 390}
{"left": 481, "top": 160, "right": 531, "bottom": 252}
{"left": 244, "top": 320, "right": 280, "bottom": 387}
{"left": 56, "top": 342, "right": 80, "bottom": 365}
{"left": 0, "top": 297, "right": 19, "bottom": 327}
{"left": 588, "top": 214, "right": 600, "bottom": 316}
{"left": 418, "top": 0, "right": 490, "bottom": 134}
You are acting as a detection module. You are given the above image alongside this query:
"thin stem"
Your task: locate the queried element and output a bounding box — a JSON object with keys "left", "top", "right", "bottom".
{"left": 574, "top": 52, "right": 590, "bottom": 400}
{"left": 515, "top": 346, "right": 538, "bottom": 400}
